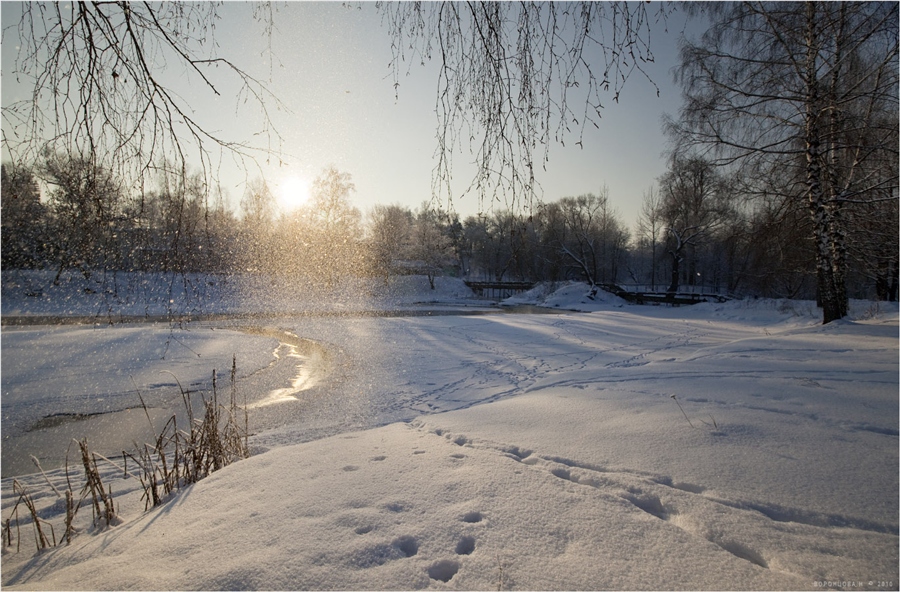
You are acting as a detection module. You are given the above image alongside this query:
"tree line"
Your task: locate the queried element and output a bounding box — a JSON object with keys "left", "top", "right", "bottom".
{"left": 2, "top": 150, "right": 895, "bottom": 301}
{"left": 2, "top": 3, "right": 896, "bottom": 311}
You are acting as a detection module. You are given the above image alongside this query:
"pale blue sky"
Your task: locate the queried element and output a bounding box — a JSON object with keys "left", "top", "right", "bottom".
{"left": 1, "top": 2, "right": 697, "bottom": 227}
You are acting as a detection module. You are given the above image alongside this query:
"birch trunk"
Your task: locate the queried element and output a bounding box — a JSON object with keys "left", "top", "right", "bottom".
{"left": 805, "top": 2, "right": 846, "bottom": 324}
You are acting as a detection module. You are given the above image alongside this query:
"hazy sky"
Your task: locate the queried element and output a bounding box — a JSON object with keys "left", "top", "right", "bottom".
{"left": 1, "top": 2, "right": 697, "bottom": 227}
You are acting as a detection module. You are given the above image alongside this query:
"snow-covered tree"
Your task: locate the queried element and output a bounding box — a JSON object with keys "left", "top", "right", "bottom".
{"left": 1, "top": 164, "right": 46, "bottom": 269}
{"left": 366, "top": 204, "right": 414, "bottom": 283}
{"left": 40, "top": 152, "right": 124, "bottom": 281}
{"left": 409, "top": 205, "right": 455, "bottom": 290}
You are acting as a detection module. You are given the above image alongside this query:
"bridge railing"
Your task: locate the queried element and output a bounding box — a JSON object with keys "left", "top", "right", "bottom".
{"left": 615, "top": 283, "right": 727, "bottom": 295}
{"left": 600, "top": 283, "right": 733, "bottom": 305}
{"left": 464, "top": 281, "right": 535, "bottom": 300}
{"left": 462, "top": 280, "right": 733, "bottom": 305}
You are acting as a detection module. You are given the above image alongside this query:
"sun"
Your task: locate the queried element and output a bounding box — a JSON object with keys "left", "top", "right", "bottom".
{"left": 276, "top": 175, "right": 312, "bottom": 212}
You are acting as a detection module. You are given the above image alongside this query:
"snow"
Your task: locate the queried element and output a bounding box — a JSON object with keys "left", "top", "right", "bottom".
{"left": 1, "top": 271, "right": 898, "bottom": 590}
{"left": 0, "top": 270, "right": 490, "bottom": 318}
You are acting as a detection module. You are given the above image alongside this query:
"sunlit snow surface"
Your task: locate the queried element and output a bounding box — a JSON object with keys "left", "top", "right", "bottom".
{"left": 1, "top": 271, "right": 897, "bottom": 590}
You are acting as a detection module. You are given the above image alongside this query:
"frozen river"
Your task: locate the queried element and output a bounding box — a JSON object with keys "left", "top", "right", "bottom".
{"left": 1, "top": 306, "right": 563, "bottom": 477}
{"left": 2, "top": 291, "right": 897, "bottom": 590}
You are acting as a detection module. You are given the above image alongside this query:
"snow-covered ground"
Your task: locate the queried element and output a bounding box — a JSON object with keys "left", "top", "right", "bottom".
{"left": 1, "top": 272, "right": 897, "bottom": 590}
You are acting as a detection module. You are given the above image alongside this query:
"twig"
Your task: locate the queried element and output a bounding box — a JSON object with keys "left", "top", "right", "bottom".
{"left": 30, "top": 455, "right": 62, "bottom": 498}
{"left": 670, "top": 394, "right": 695, "bottom": 428}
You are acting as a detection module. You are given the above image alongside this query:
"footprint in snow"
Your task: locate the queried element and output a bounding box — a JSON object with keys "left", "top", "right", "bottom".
{"left": 461, "top": 511, "right": 483, "bottom": 523}
{"left": 393, "top": 535, "right": 419, "bottom": 557}
{"left": 455, "top": 535, "right": 476, "bottom": 555}
{"left": 627, "top": 494, "right": 769, "bottom": 569}
{"left": 428, "top": 559, "right": 460, "bottom": 582}
{"left": 625, "top": 493, "right": 670, "bottom": 521}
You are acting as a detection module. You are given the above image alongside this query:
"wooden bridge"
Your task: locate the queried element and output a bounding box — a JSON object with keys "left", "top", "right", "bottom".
{"left": 599, "top": 283, "right": 730, "bottom": 306}
{"left": 465, "top": 281, "right": 535, "bottom": 300}
{"left": 463, "top": 280, "right": 730, "bottom": 305}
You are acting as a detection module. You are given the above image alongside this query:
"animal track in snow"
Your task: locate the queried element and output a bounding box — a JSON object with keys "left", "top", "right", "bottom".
{"left": 716, "top": 540, "right": 768, "bottom": 569}
{"left": 625, "top": 493, "right": 671, "bottom": 521}
{"left": 455, "top": 535, "right": 476, "bottom": 555}
{"left": 349, "top": 543, "right": 402, "bottom": 568}
{"left": 670, "top": 482, "right": 706, "bottom": 494}
{"left": 503, "top": 445, "right": 533, "bottom": 461}
{"left": 413, "top": 423, "right": 896, "bottom": 582}
{"left": 461, "top": 511, "right": 483, "bottom": 523}
{"left": 428, "top": 559, "right": 460, "bottom": 582}
{"left": 350, "top": 535, "right": 421, "bottom": 567}
{"left": 545, "top": 456, "right": 774, "bottom": 570}
{"left": 624, "top": 491, "right": 770, "bottom": 569}
{"left": 392, "top": 535, "right": 419, "bottom": 557}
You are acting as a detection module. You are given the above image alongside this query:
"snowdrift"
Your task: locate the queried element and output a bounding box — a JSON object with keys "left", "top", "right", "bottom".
{"left": 1, "top": 275, "right": 897, "bottom": 590}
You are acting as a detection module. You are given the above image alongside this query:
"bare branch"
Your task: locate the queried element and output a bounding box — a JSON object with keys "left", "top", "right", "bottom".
{"left": 378, "top": 1, "right": 668, "bottom": 212}
{"left": 2, "top": 2, "right": 287, "bottom": 193}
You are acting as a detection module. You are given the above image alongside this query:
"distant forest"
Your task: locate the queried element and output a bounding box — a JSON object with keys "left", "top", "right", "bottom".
{"left": 2, "top": 153, "right": 896, "bottom": 302}
{"left": 2, "top": 2, "right": 897, "bottom": 322}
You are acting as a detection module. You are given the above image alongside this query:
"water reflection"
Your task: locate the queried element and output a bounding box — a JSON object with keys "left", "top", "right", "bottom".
{"left": 247, "top": 343, "right": 321, "bottom": 408}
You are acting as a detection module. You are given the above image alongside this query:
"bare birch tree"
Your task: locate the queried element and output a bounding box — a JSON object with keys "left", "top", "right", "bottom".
{"left": 539, "top": 190, "right": 627, "bottom": 290}
{"left": 40, "top": 151, "right": 124, "bottom": 281}
{"left": 668, "top": 2, "right": 898, "bottom": 322}
{"left": 658, "top": 157, "right": 731, "bottom": 296}
{"left": 410, "top": 205, "right": 455, "bottom": 290}
{"left": 306, "top": 167, "right": 362, "bottom": 287}
{"left": 635, "top": 187, "right": 664, "bottom": 290}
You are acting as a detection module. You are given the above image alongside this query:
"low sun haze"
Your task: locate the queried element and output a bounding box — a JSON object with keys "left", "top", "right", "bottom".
{"left": 0, "top": 1, "right": 693, "bottom": 224}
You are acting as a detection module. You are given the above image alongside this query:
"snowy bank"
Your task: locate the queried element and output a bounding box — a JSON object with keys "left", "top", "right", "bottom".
{"left": 0, "top": 270, "right": 487, "bottom": 318}
{"left": 1, "top": 279, "right": 897, "bottom": 590}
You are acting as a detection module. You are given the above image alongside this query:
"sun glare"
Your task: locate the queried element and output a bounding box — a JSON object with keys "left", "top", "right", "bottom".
{"left": 277, "top": 175, "right": 312, "bottom": 212}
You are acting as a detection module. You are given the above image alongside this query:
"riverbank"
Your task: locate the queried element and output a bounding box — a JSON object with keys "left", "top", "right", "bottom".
{"left": 2, "top": 275, "right": 897, "bottom": 590}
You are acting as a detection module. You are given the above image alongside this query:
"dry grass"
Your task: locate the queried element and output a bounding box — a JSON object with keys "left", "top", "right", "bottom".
{"left": 125, "top": 355, "right": 249, "bottom": 510}
{"left": 670, "top": 394, "right": 718, "bottom": 430}
{"left": 78, "top": 439, "right": 117, "bottom": 527}
{"left": 3, "top": 356, "right": 250, "bottom": 552}
{"left": 4, "top": 480, "right": 56, "bottom": 552}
